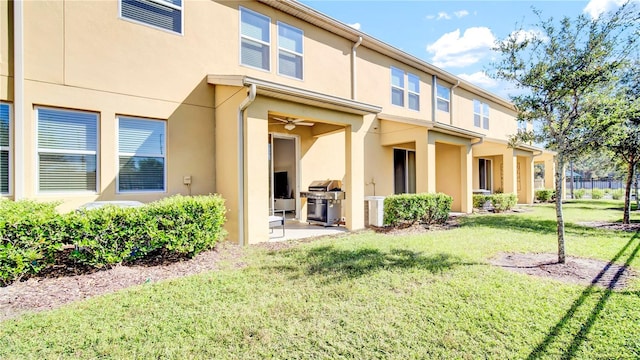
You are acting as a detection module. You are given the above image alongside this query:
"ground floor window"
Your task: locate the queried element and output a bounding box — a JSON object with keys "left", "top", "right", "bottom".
{"left": 0, "top": 103, "right": 10, "bottom": 194}
{"left": 37, "top": 107, "right": 98, "bottom": 192}
{"left": 394, "top": 148, "right": 416, "bottom": 194}
{"left": 479, "top": 158, "right": 492, "bottom": 191}
{"left": 118, "top": 116, "right": 166, "bottom": 192}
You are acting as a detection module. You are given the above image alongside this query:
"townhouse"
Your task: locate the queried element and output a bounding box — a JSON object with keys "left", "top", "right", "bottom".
{"left": 0, "top": 0, "right": 554, "bottom": 245}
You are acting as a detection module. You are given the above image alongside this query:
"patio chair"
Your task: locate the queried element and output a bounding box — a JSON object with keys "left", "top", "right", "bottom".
{"left": 269, "top": 209, "right": 286, "bottom": 237}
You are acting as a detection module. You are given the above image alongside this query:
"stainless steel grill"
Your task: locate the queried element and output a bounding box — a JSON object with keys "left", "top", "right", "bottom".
{"left": 300, "top": 180, "right": 345, "bottom": 226}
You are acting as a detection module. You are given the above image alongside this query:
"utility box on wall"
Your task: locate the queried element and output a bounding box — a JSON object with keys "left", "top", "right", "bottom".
{"left": 365, "top": 196, "right": 386, "bottom": 227}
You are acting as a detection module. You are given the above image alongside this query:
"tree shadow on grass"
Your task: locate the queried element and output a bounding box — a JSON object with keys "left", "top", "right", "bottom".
{"left": 526, "top": 232, "right": 640, "bottom": 359}
{"left": 461, "top": 215, "right": 600, "bottom": 237}
{"left": 266, "top": 246, "right": 479, "bottom": 283}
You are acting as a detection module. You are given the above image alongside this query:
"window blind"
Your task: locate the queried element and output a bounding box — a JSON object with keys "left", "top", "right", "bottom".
{"left": 118, "top": 117, "right": 165, "bottom": 192}
{"left": 121, "top": 0, "right": 182, "bottom": 34}
{"left": 0, "top": 103, "right": 8, "bottom": 194}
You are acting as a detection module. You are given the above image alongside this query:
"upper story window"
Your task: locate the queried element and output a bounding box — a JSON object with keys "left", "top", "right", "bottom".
{"left": 391, "top": 67, "right": 405, "bottom": 107}
{"left": 118, "top": 117, "right": 166, "bottom": 192}
{"left": 37, "top": 107, "right": 98, "bottom": 192}
{"left": 120, "top": 0, "right": 183, "bottom": 34}
{"left": 436, "top": 83, "right": 450, "bottom": 112}
{"left": 408, "top": 74, "right": 420, "bottom": 111}
{"left": 0, "top": 103, "right": 10, "bottom": 195}
{"left": 240, "top": 7, "right": 271, "bottom": 71}
{"left": 278, "top": 22, "right": 303, "bottom": 80}
{"left": 473, "top": 100, "right": 490, "bottom": 130}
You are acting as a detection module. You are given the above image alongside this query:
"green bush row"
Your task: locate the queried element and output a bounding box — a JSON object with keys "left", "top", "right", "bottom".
{"left": 535, "top": 189, "right": 555, "bottom": 203}
{"left": 472, "top": 193, "right": 518, "bottom": 213}
{"left": 383, "top": 193, "right": 452, "bottom": 226}
{"left": 0, "top": 195, "right": 227, "bottom": 286}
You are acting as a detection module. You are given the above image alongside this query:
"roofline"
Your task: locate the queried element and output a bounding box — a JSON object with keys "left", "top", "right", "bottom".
{"left": 259, "top": 0, "right": 515, "bottom": 110}
{"left": 378, "top": 113, "right": 485, "bottom": 140}
{"left": 208, "top": 75, "right": 382, "bottom": 115}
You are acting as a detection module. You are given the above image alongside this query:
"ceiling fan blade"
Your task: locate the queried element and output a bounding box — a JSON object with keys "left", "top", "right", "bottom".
{"left": 296, "top": 122, "right": 314, "bottom": 126}
{"left": 272, "top": 117, "right": 288, "bottom": 123}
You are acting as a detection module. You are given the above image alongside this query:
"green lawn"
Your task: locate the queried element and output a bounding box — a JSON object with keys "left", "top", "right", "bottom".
{"left": 1, "top": 200, "right": 639, "bottom": 359}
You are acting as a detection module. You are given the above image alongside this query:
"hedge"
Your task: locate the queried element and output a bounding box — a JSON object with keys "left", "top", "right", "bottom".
{"left": 383, "top": 193, "right": 452, "bottom": 226}
{"left": 535, "top": 189, "right": 555, "bottom": 203}
{"left": 472, "top": 193, "right": 518, "bottom": 213}
{"left": 1, "top": 195, "right": 227, "bottom": 285}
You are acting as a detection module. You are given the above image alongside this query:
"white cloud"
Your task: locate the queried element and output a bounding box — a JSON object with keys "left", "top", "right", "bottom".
{"left": 457, "top": 72, "right": 497, "bottom": 88}
{"left": 347, "top": 22, "right": 361, "bottom": 30}
{"left": 437, "top": 12, "right": 451, "bottom": 20}
{"left": 426, "top": 27, "right": 496, "bottom": 68}
{"left": 583, "top": 0, "right": 627, "bottom": 19}
{"left": 454, "top": 10, "right": 469, "bottom": 19}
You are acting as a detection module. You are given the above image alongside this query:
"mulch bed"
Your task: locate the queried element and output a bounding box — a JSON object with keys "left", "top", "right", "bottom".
{"left": 490, "top": 252, "right": 637, "bottom": 290}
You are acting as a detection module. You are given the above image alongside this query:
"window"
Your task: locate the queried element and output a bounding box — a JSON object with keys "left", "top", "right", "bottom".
{"left": 37, "top": 108, "right": 98, "bottom": 192}
{"left": 473, "top": 100, "right": 490, "bottom": 129}
{"left": 120, "top": 0, "right": 183, "bottom": 34}
{"left": 391, "top": 67, "right": 405, "bottom": 107}
{"left": 408, "top": 74, "right": 420, "bottom": 111}
{"left": 118, "top": 117, "right": 166, "bottom": 192}
{"left": 394, "top": 149, "right": 416, "bottom": 194}
{"left": 240, "top": 7, "right": 270, "bottom": 71}
{"left": 278, "top": 22, "right": 303, "bottom": 79}
{"left": 479, "top": 158, "right": 492, "bottom": 191}
{"left": 0, "top": 103, "right": 10, "bottom": 194}
{"left": 436, "top": 83, "right": 450, "bottom": 112}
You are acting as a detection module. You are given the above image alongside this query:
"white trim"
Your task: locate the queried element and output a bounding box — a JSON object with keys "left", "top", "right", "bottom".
{"left": 270, "top": 132, "right": 301, "bottom": 219}
{"left": 277, "top": 21, "right": 304, "bottom": 81}
{"left": 436, "top": 83, "right": 450, "bottom": 113}
{"left": 118, "top": 0, "right": 184, "bottom": 36}
{"left": 390, "top": 66, "right": 405, "bottom": 107}
{"left": 0, "top": 102, "right": 11, "bottom": 196}
{"left": 473, "top": 99, "right": 490, "bottom": 130}
{"left": 35, "top": 106, "right": 100, "bottom": 195}
{"left": 239, "top": 7, "right": 271, "bottom": 72}
{"left": 392, "top": 147, "right": 416, "bottom": 194}
{"left": 116, "top": 116, "right": 167, "bottom": 194}
{"left": 407, "top": 73, "right": 420, "bottom": 111}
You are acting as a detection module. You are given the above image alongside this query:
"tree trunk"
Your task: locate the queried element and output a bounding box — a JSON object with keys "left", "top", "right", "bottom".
{"left": 555, "top": 156, "right": 566, "bottom": 264}
{"left": 623, "top": 159, "right": 636, "bottom": 224}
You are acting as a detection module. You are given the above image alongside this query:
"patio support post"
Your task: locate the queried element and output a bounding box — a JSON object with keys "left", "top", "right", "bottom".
{"left": 460, "top": 144, "right": 473, "bottom": 213}
{"left": 502, "top": 149, "right": 517, "bottom": 196}
{"left": 426, "top": 134, "right": 437, "bottom": 193}
{"left": 344, "top": 125, "right": 365, "bottom": 230}
{"left": 415, "top": 131, "right": 429, "bottom": 193}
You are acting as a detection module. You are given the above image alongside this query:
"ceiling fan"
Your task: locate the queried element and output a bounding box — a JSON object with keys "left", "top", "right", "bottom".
{"left": 270, "top": 117, "right": 314, "bottom": 131}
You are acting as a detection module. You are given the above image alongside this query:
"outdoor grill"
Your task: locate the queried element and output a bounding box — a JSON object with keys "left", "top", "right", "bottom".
{"left": 300, "top": 180, "right": 345, "bottom": 226}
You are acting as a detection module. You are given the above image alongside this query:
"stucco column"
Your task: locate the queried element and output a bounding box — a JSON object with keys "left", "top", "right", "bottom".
{"left": 502, "top": 149, "right": 517, "bottom": 195}
{"left": 415, "top": 131, "right": 429, "bottom": 193}
{"left": 460, "top": 145, "right": 473, "bottom": 213}
{"left": 524, "top": 156, "right": 535, "bottom": 204}
{"left": 345, "top": 125, "right": 365, "bottom": 230}
{"left": 544, "top": 157, "right": 555, "bottom": 189}
{"left": 426, "top": 134, "right": 437, "bottom": 193}
{"left": 245, "top": 114, "right": 269, "bottom": 244}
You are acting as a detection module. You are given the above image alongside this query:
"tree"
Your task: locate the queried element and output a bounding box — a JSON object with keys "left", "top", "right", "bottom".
{"left": 491, "top": 4, "right": 639, "bottom": 263}
{"left": 605, "top": 62, "right": 640, "bottom": 224}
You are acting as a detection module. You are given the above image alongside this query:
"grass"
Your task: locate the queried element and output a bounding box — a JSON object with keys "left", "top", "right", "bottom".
{"left": 1, "top": 200, "right": 639, "bottom": 359}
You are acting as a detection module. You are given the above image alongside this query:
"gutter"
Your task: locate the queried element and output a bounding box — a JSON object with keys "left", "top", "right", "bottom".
{"left": 237, "top": 84, "right": 256, "bottom": 246}
{"left": 470, "top": 137, "right": 484, "bottom": 147}
{"left": 14, "top": 0, "right": 24, "bottom": 200}
{"left": 351, "top": 36, "right": 362, "bottom": 100}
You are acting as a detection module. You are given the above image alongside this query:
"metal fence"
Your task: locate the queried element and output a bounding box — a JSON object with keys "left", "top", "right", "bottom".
{"left": 566, "top": 178, "right": 625, "bottom": 190}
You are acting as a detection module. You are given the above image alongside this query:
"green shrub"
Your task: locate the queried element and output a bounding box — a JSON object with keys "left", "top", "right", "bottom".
{"left": 535, "top": 189, "right": 555, "bottom": 203}
{"left": 65, "top": 195, "right": 227, "bottom": 267}
{"left": 574, "top": 189, "right": 586, "bottom": 199}
{"left": 491, "top": 193, "right": 518, "bottom": 213}
{"left": 473, "top": 195, "right": 491, "bottom": 209}
{"left": 611, "top": 189, "right": 624, "bottom": 200}
{"left": 591, "top": 189, "right": 604, "bottom": 200}
{"left": 0, "top": 201, "right": 64, "bottom": 286}
{"left": 383, "top": 193, "right": 452, "bottom": 226}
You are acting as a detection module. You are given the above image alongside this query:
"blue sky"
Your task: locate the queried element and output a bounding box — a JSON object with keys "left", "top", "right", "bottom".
{"left": 299, "top": 0, "right": 631, "bottom": 98}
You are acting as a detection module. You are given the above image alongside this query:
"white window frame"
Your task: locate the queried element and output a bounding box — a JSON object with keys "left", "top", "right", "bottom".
{"left": 408, "top": 73, "right": 420, "bottom": 111}
{"left": 239, "top": 7, "right": 271, "bottom": 72}
{"left": 118, "top": 0, "right": 184, "bottom": 35}
{"left": 35, "top": 107, "right": 99, "bottom": 194}
{"left": 116, "top": 116, "right": 167, "bottom": 194}
{"left": 391, "top": 67, "right": 405, "bottom": 107}
{"left": 0, "top": 102, "right": 11, "bottom": 196}
{"left": 436, "top": 83, "right": 450, "bottom": 113}
{"left": 277, "top": 21, "right": 304, "bottom": 80}
{"left": 478, "top": 158, "right": 493, "bottom": 191}
{"left": 473, "top": 99, "right": 490, "bottom": 130}
{"left": 393, "top": 148, "right": 416, "bottom": 194}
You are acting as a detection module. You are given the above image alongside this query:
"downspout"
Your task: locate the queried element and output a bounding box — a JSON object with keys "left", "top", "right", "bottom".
{"left": 237, "top": 84, "right": 256, "bottom": 246}
{"left": 351, "top": 36, "right": 362, "bottom": 100}
{"left": 449, "top": 80, "right": 460, "bottom": 125}
{"left": 14, "top": 0, "right": 25, "bottom": 200}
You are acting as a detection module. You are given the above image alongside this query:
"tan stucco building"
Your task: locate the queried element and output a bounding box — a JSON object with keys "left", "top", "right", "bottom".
{"left": 1, "top": 0, "right": 554, "bottom": 245}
